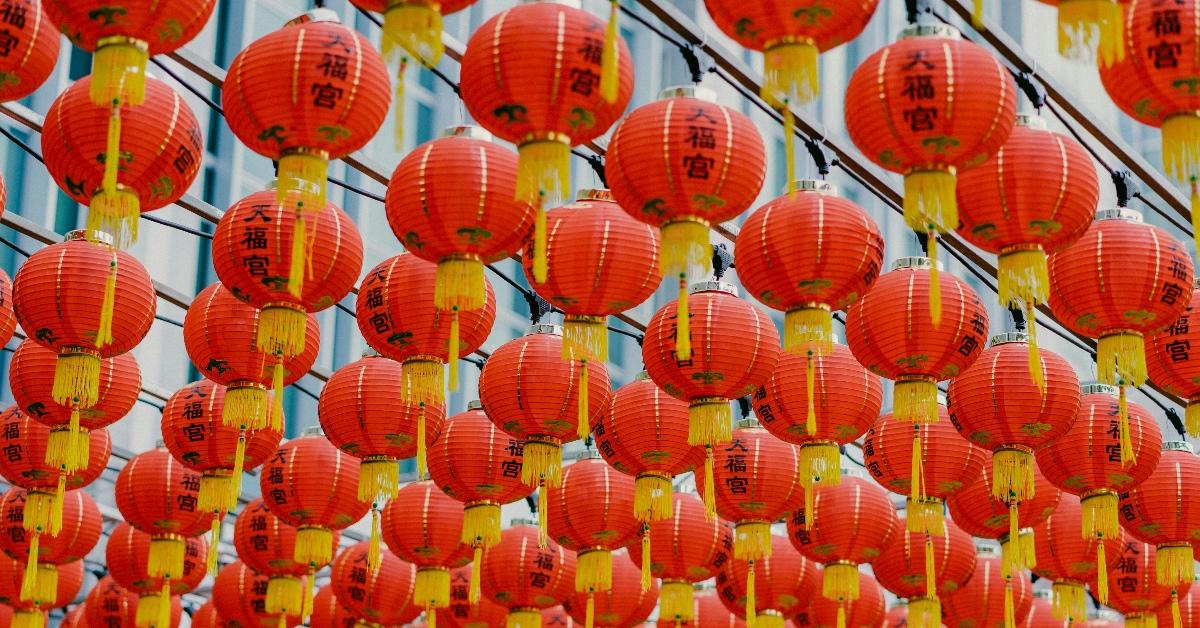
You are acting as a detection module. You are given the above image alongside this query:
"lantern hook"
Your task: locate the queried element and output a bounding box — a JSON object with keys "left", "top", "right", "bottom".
{"left": 737, "top": 396, "right": 752, "bottom": 419}
{"left": 585, "top": 154, "right": 607, "bottom": 187}
{"left": 525, "top": 291, "right": 553, "bottom": 325}
{"left": 1012, "top": 71, "right": 1047, "bottom": 111}
{"left": 905, "top": 0, "right": 934, "bottom": 24}
{"left": 711, "top": 243, "right": 733, "bottom": 280}
{"left": 679, "top": 44, "right": 704, "bottom": 84}
{"left": 803, "top": 136, "right": 831, "bottom": 178}
{"left": 1111, "top": 170, "right": 1136, "bottom": 207}
{"left": 1007, "top": 305, "right": 1027, "bottom": 332}
{"left": 1165, "top": 408, "right": 1188, "bottom": 440}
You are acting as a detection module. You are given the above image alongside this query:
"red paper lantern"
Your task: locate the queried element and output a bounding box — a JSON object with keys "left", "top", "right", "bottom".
{"left": 356, "top": 252, "right": 496, "bottom": 402}
{"left": 642, "top": 282, "right": 780, "bottom": 515}
{"left": 845, "top": 257, "right": 989, "bottom": 424}
{"left": 191, "top": 602, "right": 222, "bottom": 628}
{"left": 212, "top": 560, "right": 303, "bottom": 628}
{"left": 1147, "top": 284, "right": 1200, "bottom": 436}
{"left": 1096, "top": 541, "right": 1190, "bottom": 627}
{"left": 183, "top": 282, "right": 320, "bottom": 432}
{"left": 1022, "top": 591, "right": 1064, "bottom": 628}
{"left": 606, "top": 87, "right": 765, "bottom": 352}
{"left": 113, "top": 448, "right": 210, "bottom": 589}
{"left": 212, "top": 189, "right": 362, "bottom": 365}
{"left": 318, "top": 354, "right": 447, "bottom": 499}
{"left": 1037, "top": 383, "right": 1161, "bottom": 580}
{"left": 310, "top": 586, "right": 367, "bottom": 628}
{"left": 478, "top": 325, "right": 611, "bottom": 508}
{"left": 0, "top": 0, "right": 58, "bottom": 103}
{"left": 83, "top": 577, "right": 183, "bottom": 628}
{"left": 1117, "top": 441, "right": 1200, "bottom": 598}
{"left": 657, "top": 588, "right": 746, "bottom": 628}
{"left": 0, "top": 556, "right": 82, "bottom": 624}
{"left": 106, "top": 522, "right": 205, "bottom": 628}
{"left": 798, "top": 571, "right": 887, "bottom": 628}
{"left": 9, "top": 339, "right": 139, "bottom": 473}
{"left": 480, "top": 522, "right": 577, "bottom": 628}
{"left": 592, "top": 374, "right": 704, "bottom": 532}
{"left": 0, "top": 488, "right": 100, "bottom": 607}
{"left": 718, "top": 534, "right": 819, "bottom": 627}
{"left": 787, "top": 474, "right": 899, "bottom": 607}
{"left": 259, "top": 431, "right": 371, "bottom": 568}
{"left": 946, "top": 457, "right": 1062, "bottom": 543}
{"left": 873, "top": 515, "right": 977, "bottom": 626}
{"left": 844, "top": 23, "right": 1016, "bottom": 255}
{"left": 628, "top": 492, "right": 733, "bottom": 625}
{"left": 0, "top": 269, "right": 15, "bottom": 349}
{"left": 12, "top": 230, "right": 154, "bottom": 469}
{"left": 523, "top": 188, "right": 661, "bottom": 362}
{"left": 1032, "top": 493, "right": 1126, "bottom": 620}
{"left": 41, "top": 75, "right": 202, "bottom": 246}
{"left": 222, "top": 9, "right": 389, "bottom": 262}
{"left": 1047, "top": 208, "right": 1193, "bottom": 443}
{"left": 942, "top": 549, "right": 1033, "bottom": 628}
{"left": 234, "top": 498, "right": 340, "bottom": 619}
{"left": 382, "top": 480, "right": 472, "bottom": 619}
{"left": 547, "top": 453, "right": 640, "bottom": 627}
{"left": 1159, "top": 588, "right": 1200, "bottom": 627}
{"left": 562, "top": 549, "right": 658, "bottom": 628}
{"left": 330, "top": 541, "right": 421, "bottom": 626}
{"left": 436, "top": 565, "right": 511, "bottom": 628}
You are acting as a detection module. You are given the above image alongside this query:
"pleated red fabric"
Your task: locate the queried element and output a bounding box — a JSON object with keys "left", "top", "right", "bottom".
{"left": 1022, "top": 593, "right": 1067, "bottom": 628}
{"left": 309, "top": 586, "right": 366, "bottom": 628}
{"left": 787, "top": 474, "right": 900, "bottom": 568}
{"left": 546, "top": 455, "right": 640, "bottom": 552}
{"left": 161, "top": 380, "right": 282, "bottom": 475}
{"left": 0, "top": 555, "right": 82, "bottom": 610}
{"left": 756, "top": 343, "right": 883, "bottom": 446}
{"left": 212, "top": 560, "right": 302, "bottom": 628}
{"left": 1159, "top": 588, "right": 1200, "bottom": 626}
{"left": 190, "top": 602, "right": 223, "bottom": 628}
{"left": 41, "top": 0, "right": 214, "bottom": 55}
{"left": 114, "top": 448, "right": 210, "bottom": 539}
{"left": 106, "top": 522, "right": 206, "bottom": 595}
{"left": 0, "top": 0, "right": 58, "bottom": 102}
{"left": 0, "top": 488, "right": 102, "bottom": 563}
{"left": 10, "top": 339, "right": 140, "bottom": 431}
{"left": 1032, "top": 494, "right": 1125, "bottom": 586}
{"left": 718, "top": 535, "right": 819, "bottom": 619}
{"left": 1117, "top": 445, "right": 1200, "bottom": 562}
{"left": 627, "top": 492, "right": 733, "bottom": 584}
{"left": 942, "top": 552, "right": 1033, "bottom": 628}
{"left": 382, "top": 480, "right": 472, "bottom": 569}
{"left": 330, "top": 541, "right": 421, "bottom": 625}
{"left": 234, "top": 499, "right": 340, "bottom": 579}
{"left": 436, "top": 565, "right": 511, "bottom": 628}
{"left": 1096, "top": 541, "right": 1189, "bottom": 617}
{"left": 480, "top": 524, "right": 577, "bottom": 613}
{"left": 1147, "top": 286, "right": 1200, "bottom": 426}
{"left": 699, "top": 424, "right": 804, "bottom": 527}
{"left": 656, "top": 588, "right": 746, "bottom": 628}
{"left": 801, "top": 571, "right": 887, "bottom": 628}
{"left": 863, "top": 404, "right": 987, "bottom": 500}
{"left": 593, "top": 375, "right": 705, "bottom": 483}
{"left": 0, "top": 269, "right": 15, "bottom": 350}
{"left": 946, "top": 460, "right": 1061, "bottom": 540}
{"left": 873, "top": 516, "right": 977, "bottom": 598}
{"left": 562, "top": 549, "right": 658, "bottom": 627}
{"left": 0, "top": 406, "right": 110, "bottom": 491}
{"left": 427, "top": 406, "right": 533, "bottom": 509}
{"left": 258, "top": 434, "right": 371, "bottom": 536}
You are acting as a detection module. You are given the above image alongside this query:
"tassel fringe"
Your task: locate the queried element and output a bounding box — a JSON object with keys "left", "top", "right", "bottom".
{"left": 576, "top": 549, "right": 613, "bottom": 594}
{"left": 448, "top": 312, "right": 460, "bottom": 392}
{"left": 1158, "top": 544, "right": 1195, "bottom": 587}
{"left": 90, "top": 189, "right": 140, "bottom": 249}
{"left": 903, "top": 170, "right": 957, "bottom": 237}
{"left": 222, "top": 385, "right": 268, "bottom": 431}
{"left": 257, "top": 306, "right": 307, "bottom": 359}
{"left": 660, "top": 581, "right": 693, "bottom": 624}
{"left": 207, "top": 517, "right": 221, "bottom": 576}
{"left": 1096, "top": 332, "right": 1147, "bottom": 387}
{"left": 1057, "top": 0, "right": 1125, "bottom": 66}
{"left": 22, "top": 491, "right": 58, "bottom": 537}
{"left": 640, "top": 528, "right": 651, "bottom": 591}
{"left": 517, "top": 141, "right": 570, "bottom": 207}
{"left": 19, "top": 535, "right": 38, "bottom": 602}
{"left": 822, "top": 563, "right": 860, "bottom": 603}
{"left": 746, "top": 564, "right": 756, "bottom": 628}
{"left": 359, "top": 458, "right": 400, "bottom": 504}
{"left": 1118, "top": 384, "right": 1135, "bottom": 466}
{"left": 507, "top": 610, "right": 542, "bottom": 628}
{"left": 403, "top": 358, "right": 446, "bottom": 406}
{"left": 276, "top": 152, "right": 328, "bottom": 216}
{"left": 267, "top": 575, "right": 303, "bottom": 615}
{"left": 90, "top": 41, "right": 147, "bottom": 107}
{"left": 12, "top": 611, "right": 44, "bottom": 628}
{"left": 1051, "top": 580, "right": 1087, "bottom": 621}
{"left": 564, "top": 315, "right": 608, "bottom": 363}
{"left": 909, "top": 598, "right": 941, "bottom": 628}
{"left": 992, "top": 448, "right": 1036, "bottom": 503}
{"left": 785, "top": 307, "right": 833, "bottom": 357}
{"left": 703, "top": 446, "right": 716, "bottom": 520}
{"left": 415, "top": 568, "right": 451, "bottom": 610}
{"left": 148, "top": 537, "right": 185, "bottom": 579}
{"left": 998, "top": 248, "right": 1049, "bottom": 307}
{"left": 470, "top": 545, "right": 483, "bottom": 604}
{"left": 1081, "top": 491, "right": 1120, "bottom": 541}
{"left": 436, "top": 258, "right": 486, "bottom": 312}
{"left": 462, "top": 502, "right": 502, "bottom": 548}
{"left": 600, "top": 0, "right": 619, "bottom": 104}
{"left": 199, "top": 473, "right": 235, "bottom": 516}
{"left": 52, "top": 352, "right": 100, "bottom": 411}
{"left": 733, "top": 522, "right": 772, "bottom": 562}
{"left": 1004, "top": 578, "right": 1016, "bottom": 628}
{"left": 893, "top": 378, "right": 939, "bottom": 423}
{"left": 687, "top": 399, "right": 732, "bottom": 447}
{"left": 762, "top": 42, "right": 819, "bottom": 106}
{"left": 520, "top": 440, "right": 563, "bottom": 489}
{"left": 382, "top": 4, "right": 445, "bottom": 65}
{"left": 1163, "top": 114, "right": 1200, "bottom": 182}
{"left": 1097, "top": 539, "right": 1109, "bottom": 604}
{"left": 368, "top": 506, "right": 382, "bottom": 572}
{"left": 1186, "top": 399, "right": 1200, "bottom": 438}
{"left": 294, "top": 526, "right": 334, "bottom": 567}
{"left": 675, "top": 277, "right": 691, "bottom": 362}
{"left": 907, "top": 498, "right": 945, "bottom": 536}
{"left": 634, "top": 473, "right": 673, "bottom": 522}
{"left": 577, "top": 361, "right": 590, "bottom": 440}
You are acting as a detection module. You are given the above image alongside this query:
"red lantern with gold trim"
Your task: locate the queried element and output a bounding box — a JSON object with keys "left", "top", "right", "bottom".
{"left": 0, "top": 269, "right": 16, "bottom": 349}
{"left": 1147, "top": 284, "right": 1200, "bottom": 436}
{"left": 310, "top": 586, "right": 368, "bottom": 628}
{"left": 191, "top": 603, "right": 221, "bottom": 628}
{"left": 356, "top": 252, "right": 496, "bottom": 402}
{"left": 330, "top": 541, "right": 422, "bottom": 626}
{"left": 643, "top": 281, "right": 780, "bottom": 516}
{"left": 873, "top": 515, "right": 976, "bottom": 627}
{"left": 84, "top": 576, "right": 139, "bottom": 628}
{"left": 946, "top": 457, "right": 1062, "bottom": 545}
{"left": 212, "top": 189, "right": 362, "bottom": 371}
{"left": 0, "top": 556, "right": 83, "bottom": 627}
{"left": 382, "top": 480, "right": 472, "bottom": 621}
{"left": 718, "top": 534, "right": 818, "bottom": 628}
{"left": 563, "top": 549, "right": 658, "bottom": 628}
{"left": 658, "top": 588, "right": 746, "bottom": 628}
{"left": 796, "top": 571, "right": 887, "bottom": 628}
{"left": 480, "top": 522, "right": 577, "bottom": 628}
{"left": 1160, "top": 587, "right": 1200, "bottom": 627}
{"left": 319, "top": 353, "right": 446, "bottom": 500}
{"left": 1117, "top": 441, "right": 1200, "bottom": 607}
{"left": 0, "top": 488, "right": 100, "bottom": 607}
{"left": 41, "top": 75, "right": 202, "bottom": 246}
{"left": 1032, "top": 493, "right": 1126, "bottom": 621}
{"left": 183, "top": 282, "right": 320, "bottom": 433}
{"left": 12, "top": 230, "right": 155, "bottom": 470}
{"left": 1094, "top": 541, "right": 1188, "bottom": 628}
{"left": 844, "top": 23, "right": 1016, "bottom": 265}
{"left": 629, "top": 492, "right": 733, "bottom": 625}
{"left": 106, "top": 522, "right": 205, "bottom": 628}
{"left": 213, "top": 560, "right": 303, "bottom": 628}
{"left": 523, "top": 188, "right": 660, "bottom": 363}
{"left": 942, "top": 549, "right": 1033, "bottom": 628}
{"left": 436, "top": 566, "right": 510, "bottom": 628}
{"left": 0, "top": 0, "right": 58, "bottom": 103}
{"left": 234, "top": 498, "right": 340, "bottom": 621}
{"left": 546, "top": 453, "right": 640, "bottom": 628}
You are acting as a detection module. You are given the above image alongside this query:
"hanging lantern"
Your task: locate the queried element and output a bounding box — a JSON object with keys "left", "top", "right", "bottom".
{"left": 460, "top": 0, "right": 634, "bottom": 282}
{"left": 480, "top": 522, "right": 577, "bottom": 628}
{"left": 0, "top": 488, "right": 100, "bottom": 606}
{"left": 562, "top": 549, "right": 658, "bottom": 628}
{"left": 12, "top": 230, "right": 155, "bottom": 470}
{"left": 845, "top": 257, "right": 989, "bottom": 422}
{"left": 427, "top": 402, "right": 534, "bottom": 605}
{"left": 642, "top": 281, "right": 781, "bottom": 516}
{"left": 0, "top": 269, "right": 15, "bottom": 348}
{"left": 162, "top": 378, "right": 282, "bottom": 571}
{"left": 212, "top": 560, "right": 303, "bottom": 628}
{"left": 319, "top": 353, "right": 447, "bottom": 500}
{"left": 593, "top": 373, "right": 705, "bottom": 575}
{"left": 41, "top": 75, "right": 203, "bottom": 247}
{"left": 478, "top": 325, "right": 611, "bottom": 525}
{"left": 0, "top": 406, "right": 111, "bottom": 540}
{"left": 1032, "top": 493, "right": 1126, "bottom": 622}
{"left": 105, "top": 522, "right": 205, "bottom": 628}
{"left": 356, "top": 252, "right": 496, "bottom": 402}
{"left": 942, "top": 548, "right": 1033, "bottom": 628}
{"left": 190, "top": 603, "right": 222, "bottom": 628}
{"left": 1048, "top": 208, "right": 1193, "bottom": 449}
{"left": 656, "top": 588, "right": 746, "bottom": 628}
{"left": 946, "top": 331, "right": 1080, "bottom": 572}
{"left": 1160, "top": 588, "right": 1200, "bottom": 627}
{"left": 628, "top": 492, "right": 733, "bottom": 626}
{"left": 956, "top": 115, "right": 1100, "bottom": 385}
{"left": 872, "top": 515, "right": 977, "bottom": 628}
{"left": 0, "top": 0, "right": 58, "bottom": 102}
{"left": 787, "top": 473, "right": 898, "bottom": 609}
{"left": 382, "top": 480, "right": 473, "bottom": 622}
{"left": 9, "top": 339, "right": 139, "bottom": 475}
{"left": 0, "top": 557, "right": 82, "bottom": 628}
{"left": 717, "top": 534, "right": 819, "bottom": 628}
{"left": 1035, "top": 0, "right": 1127, "bottom": 65}
{"left": 1147, "top": 282, "right": 1200, "bottom": 436}
{"left": 546, "top": 452, "right": 641, "bottom": 627}
{"left": 1022, "top": 590, "right": 1066, "bottom": 628}
{"left": 330, "top": 541, "right": 422, "bottom": 626}
{"left": 234, "top": 498, "right": 340, "bottom": 621}
{"left": 524, "top": 188, "right": 660, "bottom": 363}
{"left": 800, "top": 571, "right": 887, "bottom": 628}
{"left": 1037, "top": 382, "right": 1161, "bottom": 599}
{"left": 1095, "top": 541, "right": 1188, "bottom": 628}
{"left": 183, "top": 282, "right": 320, "bottom": 433}
{"left": 844, "top": 22, "right": 1016, "bottom": 286}
{"left": 311, "top": 586, "right": 374, "bottom": 628}
{"left": 607, "top": 87, "right": 765, "bottom": 357}
{"left": 386, "top": 126, "right": 533, "bottom": 346}
{"left": 84, "top": 576, "right": 142, "bottom": 628}
{"left": 436, "top": 565, "right": 511, "bottom": 628}
{"left": 1117, "top": 441, "right": 1200, "bottom": 610}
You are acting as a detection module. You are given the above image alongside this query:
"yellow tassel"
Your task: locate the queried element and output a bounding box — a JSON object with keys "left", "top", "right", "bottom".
{"left": 368, "top": 506, "right": 382, "bottom": 572}
{"left": 784, "top": 107, "right": 796, "bottom": 196}
{"left": 1009, "top": 503, "right": 1019, "bottom": 564}
{"left": 1024, "top": 302, "right": 1046, "bottom": 395}
{"left": 257, "top": 306, "right": 308, "bottom": 360}
{"left": 600, "top": 0, "right": 619, "bottom": 104}
{"left": 1097, "top": 331, "right": 1147, "bottom": 387}
{"left": 102, "top": 108, "right": 122, "bottom": 197}
{"left": 417, "top": 405, "right": 428, "bottom": 479}
{"left": 520, "top": 439, "right": 564, "bottom": 489}
{"left": 1004, "top": 578, "right": 1016, "bottom": 628}
{"left": 47, "top": 426, "right": 82, "bottom": 476}
{"left": 89, "top": 188, "right": 140, "bottom": 249}
{"left": 563, "top": 315, "right": 608, "bottom": 363}
{"left": 403, "top": 358, "right": 446, "bottom": 405}
{"left": 908, "top": 498, "right": 945, "bottom": 537}
{"left": 516, "top": 141, "right": 571, "bottom": 207}
{"left": 745, "top": 564, "right": 756, "bottom": 628}
{"left": 577, "top": 549, "right": 613, "bottom": 594}
{"left": 135, "top": 592, "right": 158, "bottom": 628}
{"left": 1173, "top": 590, "right": 1183, "bottom": 628}
{"left": 1097, "top": 538, "right": 1109, "bottom": 604}
{"left": 634, "top": 473, "right": 673, "bottom": 522}
{"left": 276, "top": 151, "right": 328, "bottom": 215}
{"left": 436, "top": 257, "right": 486, "bottom": 312}
{"left": 923, "top": 535, "right": 936, "bottom": 599}
{"left": 158, "top": 583, "right": 171, "bottom": 628}
{"left": 998, "top": 247, "right": 1050, "bottom": 308}
{"left": 756, "top": 612, "right": 785, "bottom": 628}
{"left": 286, "top": 213, "right": 308, "bottom": 300}
{"left": 893, "top": 378, "right": 939, "bottom": 423}
{"left": 222, "top": 385, "right": 268, "bottom": 431}
{"left": 1057, "top": 0, "right": 1125, "bottom": 66}
{"left": 822, "top": 563, "right": 861, "bottom": 603}
{"left": 785, "top": 307, "right": 833, "bottom": 356}
{"left": 533, "top": 200, "right": 549, "bottom": 286}
{"left": 12, "top": 611, "right": 44, "bottom": 628}
{"left": 1165, "top": 113, "right": 1200, "bottom": 182}
{"left": 903, "top": 170, "right": 958, "bottom": 237}
{"left": 734, "top": 522, "right": 772, "bottom": 562}
{"left": 1192, "top": 179, "right": 1200, "bottom": 256}
{"left": 1118, "top": 384, "right": 1135, "bottom": 466}
{"left": 836, "top": 606, "right": 846, "bottom": 628}
{"left": 470, "top": 545, "right": 483, "bottom": 604}
{"left": 1187, "top": 400, "right": 1200, "bottom": 438}
{"left": 50, "top": 480, "right": 64, "bottom": 537}
{"left": 199, "top": 473, "right": 235, "bottom": 515}
{"left": 415, "top": 568, "right": 452, "bottom": 610}
{"left": 304, "top": 570, "right": 316, "bottom": 620}
{"left": 762, "top": 42, "right": 819, "bottom": 107}
{"left": 1157, "top": 544, "right": 1195, "bottom": 587}
{"left": 538, "top": 485, "right": 549, "bottom": 548}
{"left": 1051, "top": 581, "right": 1087, "bottom": 622}
{"left": 382, "top": 4, "right": 445, "bottom": 65}
{"left": 507, "top": 610, "right": 542, "bottom": 628}
{"left": 231, "top": 430, "right": 247, "bottom": 511}
{"left": 461, "top": 502, "right": 502, "bottom": 549}
{"left": 148, "top": 537, "right": 185, "bottom": 579}
{"left": 909, "top": 598, "right": 942, "bottom": 628}
{"left": 31, "top": 564, "right": 55, "bottom": 607}
{"left": 805, "top": 352, "right": 817, "bottom": 435}
{"left": 927, "top": 236, "right": 941, "bottom": 328}
{"left": 660, "top": 219, "right": 711, "bottom": 292}
{"left": 1082, "top": 491, "right": 1120, "bottom": 540}
{"left": 267, "top": 576, "right": 303, "bottom": 615}
{"left": 394, "top": 59, "right": 406, "bottom": 150}
{"left": 992, "top": 448, "right": 1036, "bottom": 503}
{"left": 271, "top": 361, "right": 285, "bottom": 434}
{"left": 358, "top": 458, "right": 399, "bottom": 504}
{"left": 688, "top": 399, "right": 732, "bottom": 447}
{"left": 1001, "top": 504, "right": 1036, "bottom": 575}
{"left": 640, "top": 527, "right": 652, "bottom": 591}
{"left": 206, "top": 517, "right": 221, "bottom": 576}
{"left": 19, "top": 534, "right": 38, "bottom": 602}
{"left": 90, "top": 40, "right": 148, "bottom": 107}
{"left": 910, "top": 432, "right": 925, "bottom": 504}
{"left": 22, "top": 490, "right": 56, "bottom": 537}
{"left": 798, "top": 442, "right": 840, "bottom": 497}
{"left": 577, "top": 361, "right": 590, "bottom": 440}
{"left": 96, "top": 253, "right": 118, "bottom": 348}
{"left": 294, "top": 526, "right": 334, "bottom": 567}
{"left": 448, "top": 312, "right": 460, "bottom": 392}
{"left": 586, "top": 594, "right": 596, "bottom": 628}
{"left": 660, "top": 581, "right": 694, "bottom": 623}
{"left": 676, "top": 278, "right": 691, "bottom": 362}
{"left": 703, "top": 446, "right": 716, "bottom": 520}
{"left": 803, "top": 473, "right": 815, "bottom": 531}
{"left": 52, "top": 352, "right": 100, "bottom": 410}
{"left": 973, "top": 0, "right": 985, "bottom": 27}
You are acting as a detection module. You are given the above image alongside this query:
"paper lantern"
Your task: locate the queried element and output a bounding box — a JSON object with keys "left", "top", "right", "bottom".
{"left": 330, "top": 541, "right": 421, "bottom": 626}
{"left": 946, "top": 456, "right": 1062, "bottom": 542}
{"left": 1147, "top": 283, "right": 1200, "bottom": 435}
{"left": 310, "top": 586, "right": 369, "bottom": 628}
{"left": 562, "top": 549, "right": 658, "bottom": 628}
{"left": 212, "top": 560, "right": 302, "bottom": 628}
{"left": 85, "top": 576, "right": 138, "bottom": 628}
{"left": 1117, "top": 441, "right": 1200, "bottom": 600}
{"left": 436, "top": 565, "right": 511, "bottom": 628}
{"left": 0, "top": 269, "right": 15, "bottom": 349}
{"left": 191, "top": 602, "right": 222, "bottom": 628}
{"left": 61, "top": 605, "right": 87, "bottom": 628}
{"left": 799, "top": 571, "right": 887, "bottom": 628}
{"left": 0, "top": 0, "right": 59, "bottom": 103}
{"left": 0, "top": 488, "right": 100, "bottom": 606}
{"left": 941, "top": 549, "right": 1033, "bottom": 628}
{"left": 717, "top": 534, "right": 818, "bottom": 628}
{"left": 1032, "top": 493, "right": 1126, "bottom": 619}
{"left": 106, "top": 522, "right": 205, "bottom": 628}
{"left": 656, "top": 588, "right": 745, "bottom": 628}
{"left": 382, "top": 480, "right": 472, "bottom": 620}
{"left": 873, "top": 515, "right": 977, "bottom": 627}
{"left": 1096, "top": 541, "right": 1190, "bottom": 628}
{"left": 0, "top": 556, "right": 83, "bottom": 626}
{"left": 480, "top": 522, "right": 577, "bottom": 628}
{"left": 234, "top": 498, "right": 339, "bottom": 619}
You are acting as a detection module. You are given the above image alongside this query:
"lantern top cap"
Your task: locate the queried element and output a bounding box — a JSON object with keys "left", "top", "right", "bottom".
{"left": 467, "top": 400, "right": 483, "bottom": 410}
{"left": 1164, "top": 441, "right": 1194, "bottom": 453}
{"left": 526, "top": 323, "right": 563, "bottom": 336}
{"left": 155, "top": 439, "right": 166, "bottom": 448}
{"left": 576, "top": 189, "right": 613, "bottom": 202}
{"left": 900, "top": 23, "right": 961, "bottom": 40}
{"left": 66, "top": 230, "right": 115, "bottom": 246}
{"left": 789, "top": 179, "right": 838, "bottom": 195}
{"left": 689, "top": 281, "right": 739, "bottom": 297}
{"left": 1081, "top": 383, "right": 1118, "bottom": 396}
{"left": 890, "top": 256, "right": 944, "bottom": 272}
{"left": 1015, "top": 113, "right": 1048, "bottom": 129}
{"left": 441, "top": 126, "right": 493, "bottom": 141}
{"left": 989, "top": 332, "right": 1028, "bottom": 346}
{"left": 522, "top": 0, "right": 583, "bottom": 7}
{"left": 510, "top": 517, "right": 537, "bottom": 526}
{"left": 1092, "top": 610, "right": 1122, "bottom": 621}
{"left": 301, "top": 426, "right": 324, "bottom": 437}
{"left": 575, "top": 449, "right": 602, "bottom": 461}
{"left": 1095, "top": 208, "right": 1143, "bottom": 223}
{"left": 658, "top": 85, "right": 718, "bottom": 103}
{"left": 1033, "top": 589, "right": 1052, "bottom": 601}
{"left": 975, "top": 543, "right": 999, "bottom": 555}
{"left": 361, "top": 347, "right": 380, "bottom": 358}
{"left": 635, "top": 371, "right": 652, "bottom": 381}
{"left": 734, "top": 417, "right": 759, "bottom": 429}
{"left": 841, "top": 466, "right": 864, "bottom": 478}
{"left": 286, "top": 8, "right": 340, "bottom": 27}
